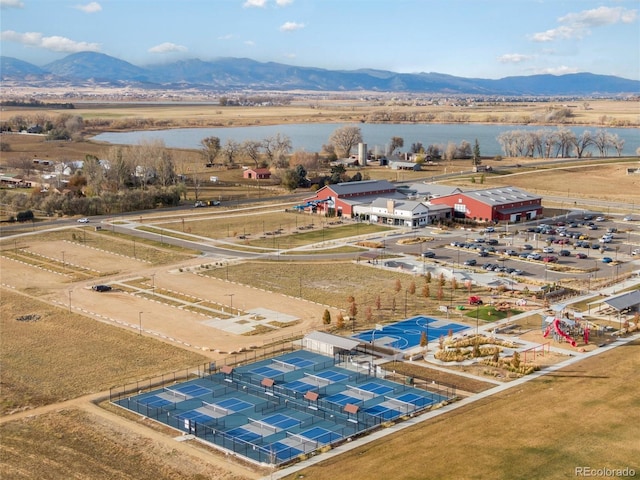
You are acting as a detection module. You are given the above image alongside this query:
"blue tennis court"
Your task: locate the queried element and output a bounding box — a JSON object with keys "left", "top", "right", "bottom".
{"left": 316, "top": 370, "right": 349, "bottom": 382}
{"left": 173, "top": 383, "right": 211, "bottom": 397}
{"left": 301, "top": 426, "right": 342, "bottom": 445}
{"left": 364, "top": 403, "right": 402, "bottom": 420}
{"left": 283, "top": 379, "right": 318, "bottom": 393}
{"left": 263, "top": 413, "right": 300, "bottom": 429}
{"left": 353, "top": 316, "right": 469, "bottom": 351}
{"left": 217, "top": 397, "right": 253, "bottom": 412}
{"left": 113, "top": 349, "right": 458, "bottom": 467}
{"left": 284, "top": 356, "right": 316, "bottom": 369}
{"left": 325, "top": 392, "right": 361, "bottom": 406}
{"left": 226, "top": 427, "right": 263, "bottom": 443}
{"left": 356, "top": 382, "right": 394, "bottom": 396}
{"left": 251, "top": 365, "right": 287, "bottom": 377}
{"left": 178, "top": 409, "right": 214, "bottom": 424}
{"left": 137, "top": 395, "right": 172, "bottom": 408}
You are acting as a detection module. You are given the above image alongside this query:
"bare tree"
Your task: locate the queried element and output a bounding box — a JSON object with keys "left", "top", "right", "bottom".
{"left": 242, "top": 140, "right": 263, "bottom": 168}
{"left": 329, "top": 125, "right": 362, "bottom": 158}
{"left": 388, "top": 136, "right": 404, "bottom": 156}
{"left": 82, "top": 155, "right": 105, "bottom": 195}
{"left": 263, "top": 133, "right": 292, "bottom": 167}
{"left": 571, "top": 130, "right": 593, "bottom": 158}
{"left": 105, "top": 146, "right": 134, "bottom": 191}
{"left": 201, "top": 136, "right": 221, "bottom": 166}
{"left": 222, "top": 139, "right": 241, "bottom": 166}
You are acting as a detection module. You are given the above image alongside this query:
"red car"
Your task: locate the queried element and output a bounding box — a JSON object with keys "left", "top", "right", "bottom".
{"left": 543, "top": 256, "right": 558, "bottom": 263}
{"left": 575, "top": 253, "right": 588, "bottom": 259}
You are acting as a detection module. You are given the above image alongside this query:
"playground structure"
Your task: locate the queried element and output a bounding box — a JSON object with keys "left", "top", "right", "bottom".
{"left": 294, "top": 198, "right": 330, "bottom": 213}
{"left": 521, "top": 342, "right": 551, "bottom": 363}
{"left": 541, "top": 316, "right": 590, "bottom": 348}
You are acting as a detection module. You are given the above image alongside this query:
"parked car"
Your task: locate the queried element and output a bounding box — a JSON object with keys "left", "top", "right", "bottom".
{"left": 478, "top": 251, "right": 489, "bottom": 257}
{"left": 92, "top": 285, "right": 112, "bottom": 292}
{"left": 631, "top": 249, "right": 640, "bottom": 256}
{"left": 542, "top": 247, "right": 554, "bottom": 253}
{"left": 464, "top": 259, "right": 477, "bottom": 266}
{"left": 194, "top": 201, "right": 206, "bottom": 207}
{"left": 527, "top": 253, "right": 542, "bottom": 260}
{"left": 575, "top": 253, "right": 588, "bottom": 259}
{"left": 77, "top": 217, "right": 90, "bottom": 223}
{"left": 486, "top": 239, "right": 499, "bottom": 245}
{"left": 421, "top": 251, "right": 436, "bottom": 258}
{"left": 505, "top": 249, "right": 518, "bottom": 256}
{"left": 601, "top": 257, "right": 613, "bottom": 263}
{"left": 623, "top": 215, "right": 633, "bottom": 221}
{"left": 484, "top": 226, "right": 495, "bottom": 233}
{"left": 596, "top": 216, "right": 606, "bottom": 222}
{"left": 522, "top": 244, "right": 533, "bottom": 250}
{"left": 543, "top": 256, "right": 558, "bottom": 263}
{"left": 559, "top": 250, "right": 571, "bottom": 256}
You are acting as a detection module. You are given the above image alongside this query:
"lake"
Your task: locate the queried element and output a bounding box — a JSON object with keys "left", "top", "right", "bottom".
{"left": 92, "top": 123, "right": 640, "bottom": 157}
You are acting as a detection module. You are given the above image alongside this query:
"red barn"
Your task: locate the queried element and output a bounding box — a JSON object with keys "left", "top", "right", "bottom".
{"left": 243, "top": 168, "right": 271, "bottom": 180}
{"left": 428, "top": 186, "right": 542, "bottom": 223}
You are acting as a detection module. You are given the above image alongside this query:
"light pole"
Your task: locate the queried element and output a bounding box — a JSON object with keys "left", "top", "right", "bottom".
{"left": 68, "top": 289, "right": 72, "bottom": 313}
{"left": 138, "top": 311, "right": 143, "bottom": 335}
{"left": 225, "top": 293, "right": 235, "bottom": 315}
{"left": 62, "top": 250, "right": 65, "bottom": 269}
{"left": 151, "top": 274, "right": 155, "bottom": 296}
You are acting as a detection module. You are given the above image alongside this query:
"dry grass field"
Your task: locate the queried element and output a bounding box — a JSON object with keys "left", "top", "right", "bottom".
{"left": 1, "top": 100, "right": 639, "bottom": 480}
{"left": 283, "top": 340, "right": 640, "bottom": 480}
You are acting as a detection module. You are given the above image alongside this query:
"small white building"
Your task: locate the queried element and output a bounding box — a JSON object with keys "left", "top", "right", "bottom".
{"left": 368, "top": 198, "right": 430, "bottom": 228}
{"left": 302, "top": 331, "right": 360, "bottom": 356}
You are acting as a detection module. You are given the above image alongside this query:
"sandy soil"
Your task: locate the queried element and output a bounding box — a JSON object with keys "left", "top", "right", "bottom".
{"left": 0, "top": 241, "right": 332, "bottom": 359}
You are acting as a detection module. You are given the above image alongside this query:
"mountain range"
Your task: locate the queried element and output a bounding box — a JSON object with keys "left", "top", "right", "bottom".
{"left": 1, "top": 52, "right": 639, "bottom": 96}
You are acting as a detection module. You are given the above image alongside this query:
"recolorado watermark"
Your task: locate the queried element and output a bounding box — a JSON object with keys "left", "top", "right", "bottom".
{"left": 575, "top": 467, "right": 636, "bottom": 477}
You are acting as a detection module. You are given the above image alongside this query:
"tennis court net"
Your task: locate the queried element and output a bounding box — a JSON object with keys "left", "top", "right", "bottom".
{"left": 248, "top": 418, "right": 280, "bottom": 435}
{"left": 286, "top": 433, "right": 319, "bottom": 453}
{"left": 201, "top": 401, "right": 229, "bottom": 417}
{"left": 272, "top": 359, "right": 296, "bottom": 372}
{"left": 384, "top": 396, "right": 414, "bottom": 414}
{"left": 163, "top": 387, "right": 189, "bottom": 401}
{"left": 303, "top": 373, "right": 332, "bottom": 386}
{"left": 346, "top": 385, "right": 377, "bottom": 400}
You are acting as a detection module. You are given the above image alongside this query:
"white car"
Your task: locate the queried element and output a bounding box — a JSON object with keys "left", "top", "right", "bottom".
{"left": 623, "top": 215, "right": 634, "bottom": 221}
{"left": 77, "top": 218, "right": 90, "bottom": 223}
{"left": 632, "top": 249, "right": 640, "bottom": 256}
{"left": 542, "top": 246, "right": 554, "bottom": 253}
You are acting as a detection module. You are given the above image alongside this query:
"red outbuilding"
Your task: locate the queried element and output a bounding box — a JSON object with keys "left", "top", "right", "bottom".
{"left": 428, "top": 186, "right": 542, "bottom": 223}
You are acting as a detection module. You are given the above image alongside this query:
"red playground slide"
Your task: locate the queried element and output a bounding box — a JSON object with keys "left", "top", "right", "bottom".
{"left": 543, "top": 318, "right": 577, "bottom": 347}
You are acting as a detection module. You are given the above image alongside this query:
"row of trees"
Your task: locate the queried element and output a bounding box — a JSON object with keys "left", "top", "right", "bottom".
{"left": 497, "top": 128, "right": 625, "bottom": 159}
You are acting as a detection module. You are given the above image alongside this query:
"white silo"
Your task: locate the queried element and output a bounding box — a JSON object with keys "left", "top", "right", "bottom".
{"left": 358, "top": 143, "right": 367, "bottom": 167}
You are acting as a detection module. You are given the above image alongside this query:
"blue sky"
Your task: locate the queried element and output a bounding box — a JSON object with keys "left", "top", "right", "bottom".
{"left": 1, "top": 0, "right": 639, "bottom": 80}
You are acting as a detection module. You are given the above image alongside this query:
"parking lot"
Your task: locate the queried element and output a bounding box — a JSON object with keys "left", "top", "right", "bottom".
{"left": 401, "top": 213, "right": 639, "bottom": 283}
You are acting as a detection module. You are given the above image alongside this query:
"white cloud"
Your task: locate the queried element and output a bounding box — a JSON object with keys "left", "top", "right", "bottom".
{"left": 531, "top": 6, "right": 637, "bottom": 42}
{"left": 559, "top": 6, "right": 637, "bottom": 27}
{"left": 276, "top": 0, "right": 294, "bottom": 6}
{"left": 279, "top": 21, "right": 305, "bottom": 32}
{"left": 535, "top": 65, "right": 580, "bottom": 75}
{"left": 0, "top": 30, "right": 100, "bottom": 52}
{"left": 244, "top": 40, "right": 255, "bottom": 46}
{"left": 148, "top": 42, "right": 188, "bottom": 54}
{"left": 75, "top": 2, "right": 102, "bottom": 13}
{"left": 283, "top": 53, "right": 296, "bottom": 59}
{"left": 0, "top": 0, "right": 24, "bottom": 8}
{"left": 498, "top": 53, "right": 534, "bottom": 64}
{"left": 218, "top": 34, "right": 235, "bottom": 40}
{"left": 243, "top": 0, "right": 267, "bottom": 7}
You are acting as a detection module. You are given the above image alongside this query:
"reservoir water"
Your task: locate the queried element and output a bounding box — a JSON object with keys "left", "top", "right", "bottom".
{"left": 92, "top": 123, "right": 640, "bottom": 158}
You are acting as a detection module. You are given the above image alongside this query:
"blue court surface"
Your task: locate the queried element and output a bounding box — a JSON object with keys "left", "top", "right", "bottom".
{"left": 113, "top": 349, "right": 454, "bottom": 466}
{"left": 353, "top": 316, "right": 469, "bottom": 351}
